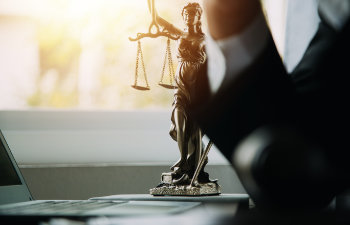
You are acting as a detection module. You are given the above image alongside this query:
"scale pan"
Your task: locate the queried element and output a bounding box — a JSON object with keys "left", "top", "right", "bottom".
{"left": 131, "top": 85, "right": 150, "bottom": 91}
{"left": 159, "top": 83, "right": 177, "bottom": 89}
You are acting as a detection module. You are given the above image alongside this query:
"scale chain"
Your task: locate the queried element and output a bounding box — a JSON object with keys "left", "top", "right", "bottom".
{"left": 139, "top": 41, "right": 149, "bottom": 88}
{"left": 160, "top": 38, "right": 175, "bottom": 86}
{"left": 134, "top": 41, "right": 140, "bottom": 86}
{"left": 134, "top": 40, "right": 149, "bottom": 88}
{"left": 160, "top": 39, "right": 168, "bottom": 84}
{"left": 167, "top": 38, "right": 175, "bottom": 85}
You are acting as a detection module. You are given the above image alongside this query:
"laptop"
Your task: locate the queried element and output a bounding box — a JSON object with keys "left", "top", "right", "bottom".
{"left": 0, "top": 130, "right": 200, "bottom": 222}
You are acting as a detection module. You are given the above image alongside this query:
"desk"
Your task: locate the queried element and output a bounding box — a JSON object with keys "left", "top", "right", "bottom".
{"left": 4, "top": 194, "right": 338, "bottom": 225}
{"left": 90, "top": 193, "right": 249, "bottom": 205}
{"left": 86, "top": 194, "right": 336, "bottom": 225}
{"left": 87, "top": 193, "right": 250, "bottom": 225}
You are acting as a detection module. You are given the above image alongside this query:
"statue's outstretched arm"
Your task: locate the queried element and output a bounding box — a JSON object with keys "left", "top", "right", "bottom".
{"left": 156, "top": 16, "right": 183, "bottom": 36}
{"left": 147, "top": 0, "right": 182, "bottom": 36}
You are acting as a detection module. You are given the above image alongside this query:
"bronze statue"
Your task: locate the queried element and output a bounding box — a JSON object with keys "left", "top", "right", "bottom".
{"left": 149, "top": 2, "right": 220, "bottom": 196}
{"left": 129, "top": 0, "right": 220, "bottom": 195}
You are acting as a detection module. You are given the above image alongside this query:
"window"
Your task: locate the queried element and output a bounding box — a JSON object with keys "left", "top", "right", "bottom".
{"left": 0, "top": 0, "right": 287, "bottom": 166}
{"left": 0, "top": 0, "right": 199, "bottom": 110}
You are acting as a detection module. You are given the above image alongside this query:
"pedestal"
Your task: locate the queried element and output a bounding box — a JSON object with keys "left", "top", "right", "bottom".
{"left": 150, "top": 172, "right": 221, "bottom": 196}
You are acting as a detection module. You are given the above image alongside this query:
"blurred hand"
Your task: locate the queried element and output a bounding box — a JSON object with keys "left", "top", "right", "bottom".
{"left": 203, "top": 0, "right": 262, "bottom": 39}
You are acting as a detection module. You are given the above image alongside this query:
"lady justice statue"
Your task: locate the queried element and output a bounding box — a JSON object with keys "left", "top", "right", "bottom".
{"left": 149, "top": 2, "right": 220, "bottom": 196}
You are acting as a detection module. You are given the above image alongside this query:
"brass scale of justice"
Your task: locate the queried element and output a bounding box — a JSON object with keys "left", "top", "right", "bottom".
{"left": 129, "top": 0, "right": 179, "bottom": 91}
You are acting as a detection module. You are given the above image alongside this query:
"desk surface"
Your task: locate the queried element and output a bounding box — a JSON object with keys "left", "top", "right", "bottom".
{"left": 3, "top": 193, "right": 338, "bottom": 225}
{"left": 90, "top": 193, "right": 249, "bottom": 204}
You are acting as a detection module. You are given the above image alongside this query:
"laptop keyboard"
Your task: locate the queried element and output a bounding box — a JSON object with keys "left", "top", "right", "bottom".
{"left": 0, "top": 200, "right": 124, "bottom": 215}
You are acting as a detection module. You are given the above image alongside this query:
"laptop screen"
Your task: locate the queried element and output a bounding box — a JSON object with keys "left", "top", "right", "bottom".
{"left": 0, "top": 130, "right": 32, "bottom": 204}
{"left": 0, "top": 138, "right": 21, "bottom": 186}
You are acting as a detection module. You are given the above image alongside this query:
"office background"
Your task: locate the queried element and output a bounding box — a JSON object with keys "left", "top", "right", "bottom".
{"left": 0, "top": 0, "right": 319, "bottom": 200}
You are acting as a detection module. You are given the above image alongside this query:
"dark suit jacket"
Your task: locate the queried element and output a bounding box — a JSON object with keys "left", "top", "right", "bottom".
{"left": 190, "top": 17, "right": 350, "bottom": 209}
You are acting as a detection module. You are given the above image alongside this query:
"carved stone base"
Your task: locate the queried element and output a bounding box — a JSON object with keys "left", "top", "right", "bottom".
{"left": 150, "top": 172, "right": 221, "bottom": 196}
{"left": 150, "top": 182, "right": 221, "bottom": 196}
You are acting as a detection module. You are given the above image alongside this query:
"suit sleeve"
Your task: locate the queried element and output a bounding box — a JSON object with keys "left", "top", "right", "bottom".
{"left": 190, "top": 33, "right": 294, "bottom": 160}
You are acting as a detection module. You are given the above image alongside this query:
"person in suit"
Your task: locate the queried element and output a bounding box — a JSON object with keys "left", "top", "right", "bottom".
{"left": 189, "top": 0, "right": 350, "bottom": 210}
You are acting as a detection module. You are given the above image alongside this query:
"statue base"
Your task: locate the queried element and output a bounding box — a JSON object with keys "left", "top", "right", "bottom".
{"left": 150, "top": 173, "right": 221, "bottom": 196}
